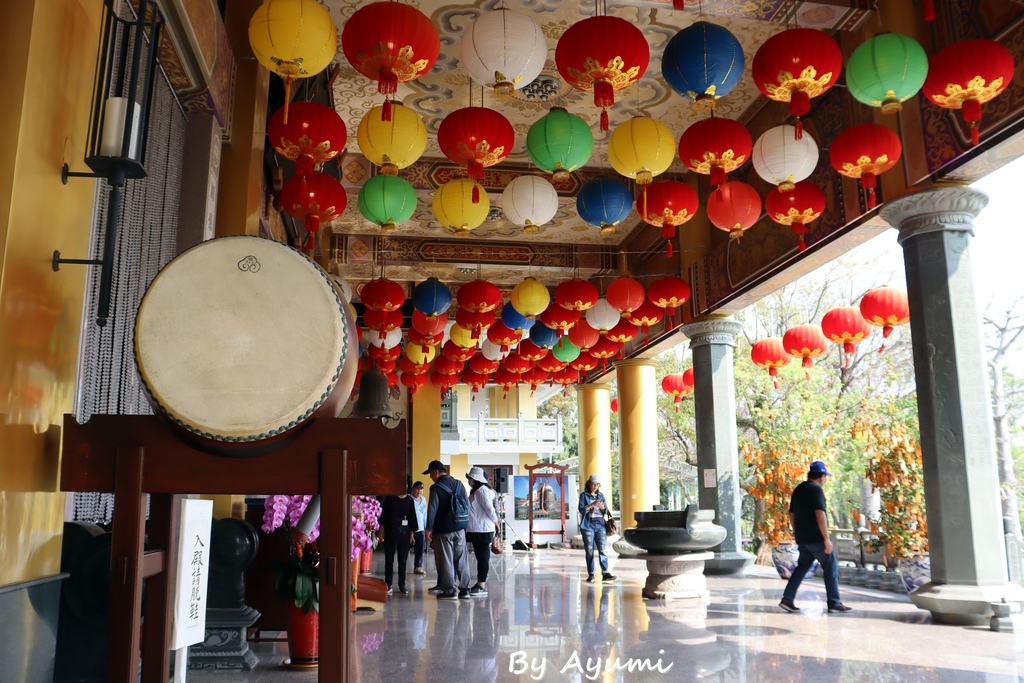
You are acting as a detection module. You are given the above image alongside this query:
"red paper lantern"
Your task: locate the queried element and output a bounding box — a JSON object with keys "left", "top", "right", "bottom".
{"left": 408, "top": 328, "right": 444, "bottom": 348}
{"left": 606, "top": 276, "right": 646, "bottom": 316}
{"left": 569, "top": 351, "right": 599, "bottom": 375}
{"left": 859, "top": 286, "right": 910, "bottom": 353}
{"left": 411, "top": 309, "right": 447, "bottom": 336}
{"left": 430, "top": 370, "right": 458, "bottom": 394}
{"left": 678, "top": 118, "right": 752, "bottom": 187}
{"left": 554, "top": 16, "right": 650, "bottom": 131}
{"left": 456, "top": 308, "right": 496, "bottom": 341}
{"left": 376, "top": 359, "right": 397, "bottom": 375}
{"left": 502, "top": 353, "right": 533, "bottom": 375}
{"left": 829, "top": 124, "right": 901, "bottom": 210}
{"left": 368, "top": 343, "right": 402, "bottom": 363}
{"left": 752, "top": 28, "right": 842, "bottom": 139}
{"left": 515, "top": 339, "right": 548, "bottom": 362}
{"left": 551, "top": 366, "right": 578, "bottom": 392}
{"left": 460, "top": 369, "right": 490, "bottom": 398}
{"left": 433, "top": 356, "right": 465, "bottom": 377}
{"left": 457, "top": 279, "right": 502, "bottom": 313}
{"left": 493, "top": 366, "right": 520, "bottom": 398}
{"left": 360, "top": 277, "right": 406, "bottom": 312}
{"left": 469, "top": 353, "right": 499, "bottom": 375}
{"left": 537, "top": 353, "right": 567, "bottom": 374}
{"left": 400, "top": 371, "right": 429, "bottom": 397}
{"left": 523, "top": 366, "right": 549, "bottom": 395}
{"left": 487, "top": 321, "right": 522, "bottom": 354}
{"left": 268, "top": 102, "right": 347, "bottom": 177}
{"left": 647, "top": 277, "right": 691, "bottom": 330}
{"left": 341, "top": 2, "right": 440, "bottom": 118}
{"left": 662, "top": 373, "right": 692, "bottom": 411}
{"left": 923, "top": 39, "right": 1014, "bottom": 146}
{"left": 400, "top": 356, "right": 430, "bottom": 375}
{"left": 751, "top": 337, "right": 792, "bottom": 389}
{"left": 555, "top": 278, "right": 599, "bottom": 312}
{"left": 281, "top": 172, "right": 347, "bottom": 249}
{"left": 706, "top": 181, "right": 762, "bottom": 242}
{"left": 442, "top": 340, "right": 477, "bottom": 363}
{"left": 363, "top": 308, "right": 404, "bottom": 340}
{"left": 639, "top": 180, "right": 699, "bottom": 257}
{"left": 539, "top": 304, "right": 581, "bottom": 336}
{"left": 764, "top": 181, "right": 826, "bottom": 252}
{"left": 626, "top": 299, "right": 664, "bottom": 341}
{"left": 606, "top": 319, "right": 638, "bottom": 347}
{"left": 682, "top": 367, "right": 694, "bottom": 389}
{"left": 610, "top": 397, "right": 618, "bottom": 413}
{"left": 589, "top": 336, "right": 621, "bottom": 366}
{"left": 782, "top": 324, "right": 830, "bottom": 379}
{"left": 568, "top": 319, "right": 601, "bottom": 351}
{"left": 438, "top": 108, "right": 515, "bottom": 194}
{"left": 821, "top": 306, "right": 872, "bottom": 367}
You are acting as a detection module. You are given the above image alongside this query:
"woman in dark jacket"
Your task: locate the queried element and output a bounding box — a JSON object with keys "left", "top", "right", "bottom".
{"left": 578, "top": 474, "right": 615, "bottom": 583}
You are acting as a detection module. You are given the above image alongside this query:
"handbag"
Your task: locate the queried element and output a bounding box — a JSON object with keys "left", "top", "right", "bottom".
{"left": 491, "top": 535, "right": 503, "bottom": 554}
{"left": 604, "top": 514, "right": 617, "bottom": 535}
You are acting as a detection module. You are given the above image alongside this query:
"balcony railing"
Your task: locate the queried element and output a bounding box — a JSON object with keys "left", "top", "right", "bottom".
{"left": 440, "top": 415, "right": 564, "bottom": 454}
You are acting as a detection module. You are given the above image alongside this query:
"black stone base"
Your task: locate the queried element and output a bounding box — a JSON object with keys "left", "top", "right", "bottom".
{"left": 188, "top": 606, "right": 261, "bottom": 671}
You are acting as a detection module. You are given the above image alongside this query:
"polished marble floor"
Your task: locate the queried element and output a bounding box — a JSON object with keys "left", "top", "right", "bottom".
{"left": 190, "top": 547, "right": 1024, "bottom": 682}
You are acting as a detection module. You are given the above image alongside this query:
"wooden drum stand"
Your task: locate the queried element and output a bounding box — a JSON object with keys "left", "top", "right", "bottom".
{"left": 59, "top": 414, "right": 407, "bottom": 683}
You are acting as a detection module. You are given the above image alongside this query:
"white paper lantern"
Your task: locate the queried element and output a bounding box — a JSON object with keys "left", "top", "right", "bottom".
{"left": 461, "top": 8, "right": 547, "bottom": 95}
{"left": 751, "top": 125, "right": 819, "bottom": 191}
{"left": 369, "top": 328, "right": 403, "bottom": 348}
{"left": 502, "top": 175, "right": 559, "bottom": 234}
{"left": 481, "top": 338, "right": 511, "bottom": 361}
{"left": 584, "top": 298, "right": 620, "bottom": 334}
{"left": 330, "top": 276, "right": 354, "bottom": 302}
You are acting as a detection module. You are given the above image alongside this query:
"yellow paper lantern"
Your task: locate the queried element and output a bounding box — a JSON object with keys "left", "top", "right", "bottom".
{"left": 511, "top": 277, "right": 550, "bottom": 318}
{"left": 608, "top": 117, "right": 675, "bottom": 185}
{"left": 406, "top": 342, "right": 437, "bottom": 366}
{"left": 248, "top": 0, "right": 337, "bottom": 123}
{"left": 357, "top": 103, "right": 428, "bottom": 176}
{"left": 449, "top": 323, "right": 477, "bottom": 349}
{"left": 432, "top": 179, "right": 490, "bottom": 235}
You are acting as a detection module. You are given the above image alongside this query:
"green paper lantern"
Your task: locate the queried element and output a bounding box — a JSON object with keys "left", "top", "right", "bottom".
{"left": 846, "top": 33, "right": 928, "bottom": 114}
{"left": 526, "top": 107, "right": 594, "bottom": 183}
{"left": 551, "top": 337, "right": 581, "bottom": 364}
{"left": 358, "top": 174, "right": 418, "bottom": 232}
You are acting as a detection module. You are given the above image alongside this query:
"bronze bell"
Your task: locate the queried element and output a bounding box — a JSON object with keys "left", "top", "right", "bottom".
{"left": 352, "top": 367, "right": 393, "bottom": 419}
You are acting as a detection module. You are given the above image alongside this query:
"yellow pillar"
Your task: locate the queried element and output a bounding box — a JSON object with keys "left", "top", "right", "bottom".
{"left": 615, "top": 359, "right": 660, "bottom": 532}
{"left": 577, "top": 384, "right": 612, "bottom": 492}
{"left": 411, "top": 384, "right": 441, "bottom": 482}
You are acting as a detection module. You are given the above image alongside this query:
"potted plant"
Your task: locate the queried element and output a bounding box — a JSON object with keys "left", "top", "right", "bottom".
{"left": 851, "top": 400, "right": 929, "bottom": 593}
{"left": 352, "top": 496, "right": 382, "bottom": 574}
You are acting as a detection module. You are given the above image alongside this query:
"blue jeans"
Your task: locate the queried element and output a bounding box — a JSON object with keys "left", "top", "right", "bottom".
{"left": 581, "top": 526, "right": 609, "bottom": 575}
{"left": 782, "top": 542, "right": 842, "bottom": 607}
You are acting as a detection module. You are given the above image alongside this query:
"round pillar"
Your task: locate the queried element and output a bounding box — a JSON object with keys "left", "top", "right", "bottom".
{"left": 577, "top": 384, "right": 612, "bottom": 494}
{"left": 614, "top": 359, "right": 660, "bottom": 539}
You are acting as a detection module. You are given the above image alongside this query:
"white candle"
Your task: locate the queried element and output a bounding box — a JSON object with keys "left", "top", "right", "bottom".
{"left": 100, "top": 96, "right": 141, "bottom": 159}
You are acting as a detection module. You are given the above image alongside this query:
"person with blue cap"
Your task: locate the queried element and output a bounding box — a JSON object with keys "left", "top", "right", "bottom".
{"left": 779, "top": 460, "right": 852, "bottom": 614}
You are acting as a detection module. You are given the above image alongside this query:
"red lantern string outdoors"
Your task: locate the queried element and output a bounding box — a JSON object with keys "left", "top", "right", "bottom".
{"left": 821, "top": 306, "right": 872, "bottom": 367}
{"left": 610, "top": 397, "right": 619, "bottom": 413}
{"left": 568, "top": 319, "right": 601, "bottom": 351}
{"left": 606, "top": 276, "right": 646, "bottom": 317}
{"left": 829, "top": 124, "right": 901, "bottom": 210}
{"left": 539, "top": 304, "right": 580, "bottom": 337}
{"left": 764, "top": 180, "right": 826, "bottom": 252}
{"left": 662, "top": 373, "right": 692, "bottom": 412}
{"left": 626, "top": 299, "right": 664, "bottom": 342}
{"left": 341, "top": 2, "right": 440, "bottom": 120}
{"left": 706, "top": 181, "right": 762, "bottom": 243}
{"left": 682, "top": 367, "right": 694, "bottom": 392}
{"left": 859, "top": 286, "right": 910, "bottom": 353}
{"left": 268, "top": 102, "right": 347, "bottom": 177}
{"left": 554, "top": 15, "right": 650, "bottom": 131}
{"left": 457, "top": 279, "right": 502, "bottom": 313}
{"left": 922, "top": 39, "right": 1014, "bottom": 146}
{"left": 752, "top": 28, "right": 842, "bottom": 139}
{"left": 782, "top": 324, "right": 830, "bottom": 380}
{"left": 437, "top": 107, "right": 515, "bottom": 202}
{"left": 555, "top": 278, "right": 599, "bottom": 312}
{"left": 752, "top": 337, "right": 792, "bottom": 388}
{"left": 639, "top": 180, "right": 699, "bottom": 258}
{"left": 281, "top": 171, "right": 347, "bottom": 249}
{"left": 678, "top": 118, "right": 752, "bottom": 187}
{"left": 647, "top": 277, "right": 691, "bottom": 330}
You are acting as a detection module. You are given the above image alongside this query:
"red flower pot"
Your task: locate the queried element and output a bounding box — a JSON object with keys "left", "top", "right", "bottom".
{"left": 359, "top": 548, "right": 374, "bottom": 574}
{"left": 286, "top": 603, "right": 319, "bottom": 669}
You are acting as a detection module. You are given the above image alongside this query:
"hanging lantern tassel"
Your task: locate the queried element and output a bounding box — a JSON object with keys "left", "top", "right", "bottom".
{"left": 662, "top": 225, "right": 676, "bottom": 258}
{"left": 802, "top": 355, "right": 812, "bottom": 381}
{"left": 792, "top": 222, "right": 808, "bottom": 252}
{"left": 923, "top": 0, "right": 935, "bottom": 21}
{"left": 382, "top": 98, "right": 393, "bottom": 122}
{"left": 710, "top": 166, "right": 726, "bottom": 187}
{"left": 472, "top": 183, "right": 481, "bottom": 204}
{"left": 304, "top": 216, "right": 320, "bottom": 251}
{"left": 843, "top": 342, "right": 855, "bottom": 368}
{"left": 790, "top": 90, "right": 810, "bottom": 140}
{"left": 878, "top": 325, "right": 894, "bottom": 354}
{"left": 769, "top": 367, "right": 780, "bottom": 390}
{"left": 600, "top": 110, "right": 609, "bottom": 132}
{"left": 962, "top": 98, "right": 982, "bottom": 146}
{"left": 674, "top": 397, "right": 681, "bottom": 413}
{"left": 378, "top": 68, "right": 398, "bottom": 96}
{"left": 861, "top": 172, "right": 877, "bottom": 209}
{"left": 673, "top": 0, "right": 686, "bottom": 7}
{"left": 283, "top": 75, "right": 294, "bottom": 125}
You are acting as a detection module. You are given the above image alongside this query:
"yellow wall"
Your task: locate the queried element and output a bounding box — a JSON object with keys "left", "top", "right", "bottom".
{"left": 0, "top": 0, "right": 104, "bottom": 586}
{"left": 411, "top": 384, "right": 441, "bottom": 481}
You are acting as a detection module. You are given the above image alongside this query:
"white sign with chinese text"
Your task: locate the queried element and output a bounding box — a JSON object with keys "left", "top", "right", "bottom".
{"left": 171, "top": 498, "right": 213, "bottom": 650}
{"left": 703, "top": 469, "right": 717, "bottom": 489}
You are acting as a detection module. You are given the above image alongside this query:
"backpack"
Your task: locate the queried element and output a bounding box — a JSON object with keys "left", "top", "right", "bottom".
{"left": 441, "top": 478, "right": 470, "bottom": 531}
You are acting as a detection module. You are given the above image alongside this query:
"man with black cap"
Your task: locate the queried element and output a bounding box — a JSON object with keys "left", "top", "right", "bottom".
{"left": 779, "top": 460, "right": 852, "bottom": 613}
{"left": 423, "top": 460, "right": 472, "bottom": 600}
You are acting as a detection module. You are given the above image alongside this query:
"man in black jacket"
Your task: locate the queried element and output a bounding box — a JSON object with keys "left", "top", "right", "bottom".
{"left": 424, "top": 460, "right": 471, "bottom": 600}
{"left": 779, "top": 460, "right": 852, "bottom": 613}
{"left": 379, "top": 490, "right": 418, "bottom": 595}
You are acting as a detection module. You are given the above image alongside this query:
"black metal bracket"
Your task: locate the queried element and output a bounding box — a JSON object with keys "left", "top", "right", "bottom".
{"left": 52, "top": 251, "right": 103, "bottom": 272}
{"left": 61, "top": 163, "right": 104, "bottom": 185}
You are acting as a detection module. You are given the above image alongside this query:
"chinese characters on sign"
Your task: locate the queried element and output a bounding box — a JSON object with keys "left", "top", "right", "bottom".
{"left": 171, "top": 499, "right": 213, "bottom": 650}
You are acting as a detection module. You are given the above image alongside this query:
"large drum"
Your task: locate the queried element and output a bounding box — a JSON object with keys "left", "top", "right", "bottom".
{"left": 134, "top": 236, "right": 358, "bottom": 450}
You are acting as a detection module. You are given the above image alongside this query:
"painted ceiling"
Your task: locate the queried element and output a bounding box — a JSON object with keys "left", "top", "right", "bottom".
{"left": 311, "top": 0, "right": 872, "bottom": 283}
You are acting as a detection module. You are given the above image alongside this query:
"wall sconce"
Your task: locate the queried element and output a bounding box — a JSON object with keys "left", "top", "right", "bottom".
{"left": 54, "top": 0, "right": 164, "bottom": 327}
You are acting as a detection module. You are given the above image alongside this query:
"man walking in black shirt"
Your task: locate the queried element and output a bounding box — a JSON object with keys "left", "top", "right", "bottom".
{"left": 779, "top": 460, "right": 852, "bottom": 613}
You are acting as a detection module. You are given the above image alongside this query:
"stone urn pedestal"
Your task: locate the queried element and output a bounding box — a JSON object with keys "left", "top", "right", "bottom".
{"left": 623, "top": 505, "right": 728, "bottom": 602}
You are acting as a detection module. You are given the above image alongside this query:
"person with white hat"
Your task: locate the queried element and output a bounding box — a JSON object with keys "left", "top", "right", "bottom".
{"left": 578, "top": 474, "right": 615, "bottom": 583}
{"left": 466, "top": 466, "right": 500, "bottom": 597}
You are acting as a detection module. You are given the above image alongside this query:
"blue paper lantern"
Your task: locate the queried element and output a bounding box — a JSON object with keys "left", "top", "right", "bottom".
{"left": 576, "top": 178, "right": 633, "bottom": 234}
{"left": 501, "top": 303, "right": 535, "bottom": 334}
{"left": 529, "top": 323, "right": 560, "bottom": 350}
{"left": 412, "top": 278, "right": 452, "bottom": 317}
{"left": 662, "top": 22, "right": 744, "bottom": 112}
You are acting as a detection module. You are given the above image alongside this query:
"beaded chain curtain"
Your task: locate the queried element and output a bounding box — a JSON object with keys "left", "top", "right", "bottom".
{"left": 71, "top": 4, "right": 187, "bottom": 523}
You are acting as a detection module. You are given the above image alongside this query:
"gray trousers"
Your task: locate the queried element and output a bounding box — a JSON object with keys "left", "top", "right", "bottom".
{"left": 434, "top": 529, "right": 471, "bottom": 592}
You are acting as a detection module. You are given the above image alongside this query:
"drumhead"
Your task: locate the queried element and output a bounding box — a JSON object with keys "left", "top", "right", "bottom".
{"left": 135, "top": 236, "right": 355, "bottom": 443}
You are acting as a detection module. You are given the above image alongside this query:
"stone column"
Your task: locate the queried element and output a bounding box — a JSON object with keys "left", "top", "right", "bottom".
{"left": 577, "top": 384, "right": 613, "bottom": 493}
{"left": 614, "top": 360, "right": 660, "bottom": 552}
{"left": 681, "top": 318, "right": 755, "bottom": 575}
{"left": 881, "top": 187, "right": 1024, "bottom": 624}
